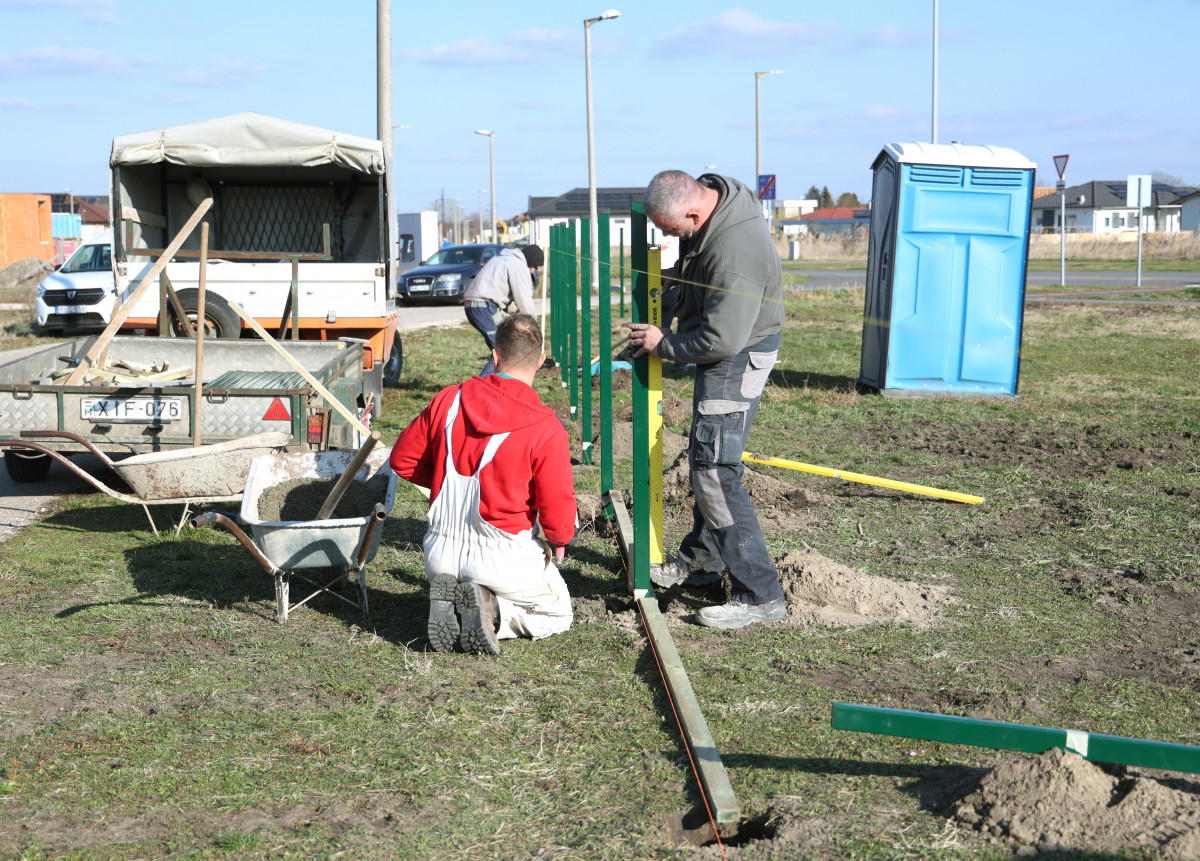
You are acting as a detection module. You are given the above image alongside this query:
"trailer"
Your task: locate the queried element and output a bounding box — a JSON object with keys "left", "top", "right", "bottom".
{"left": 0, "top": 336, "right": 369, "bottom": 485}
{"left": 108, "top": 112, "right": 404, "bottom": 406}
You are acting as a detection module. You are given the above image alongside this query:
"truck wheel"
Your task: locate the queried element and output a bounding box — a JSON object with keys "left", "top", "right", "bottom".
{"left": 4, "top": 451, "right": 51, "bottom": 483}
{"left": 165, "top": 289, "right": 241, "bottom": 339}
{"left": 383, "top": 337, "right": 403, "bottom": 386}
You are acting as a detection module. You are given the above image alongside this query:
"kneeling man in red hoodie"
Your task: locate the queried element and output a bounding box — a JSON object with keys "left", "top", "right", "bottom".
{"left": 389, "top": 314, "right": 577, "bottom": 655}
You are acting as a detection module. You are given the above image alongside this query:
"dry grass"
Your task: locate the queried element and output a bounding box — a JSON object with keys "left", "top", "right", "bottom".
{"left": 778, "top": 229, "right": 1200, "bottom": 262}
{"left": 1028, "top": 231, "right": 1200, "bottom": 260}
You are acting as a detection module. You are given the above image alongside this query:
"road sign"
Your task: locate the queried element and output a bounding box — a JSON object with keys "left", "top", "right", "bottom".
{"left": 1056, "top": 180, "right": 1066, "bottom": 193}
{"left": 1127, "top": 174, "right": 1152, "bottom": 209}
{"left": 757, "top": 174, "right": 776, "bottom": 201}
{"left": 1053, "top": 154, "right": 1069, "bottom": 179}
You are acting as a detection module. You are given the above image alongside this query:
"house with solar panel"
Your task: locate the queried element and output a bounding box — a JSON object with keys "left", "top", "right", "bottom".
{"left": 527, "top": 187, "right": 646, "bottom": 248}
{"left": 1030, "top": 180, "right": 1196, "bottom": 235}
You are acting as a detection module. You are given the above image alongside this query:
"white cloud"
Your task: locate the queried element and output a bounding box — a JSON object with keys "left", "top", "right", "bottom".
{"left": 0, "top": 0, "right": 124, "bottom": 25}
{"left": 0, "top": 95, "right": 86, "bottom": 111}
{"left": 0, "top": 46, "right": 153, "bottom": 79}
{"left": 401, "top": 27, "right": 578, "bottom": 66}
{"left": 855, "top": 25, "right": 972, "bottom": 48}
{"left": 654, "top": 8, "right": 843, "bottom": 58}
{"left": 171, "top": 56, "right": 267, "bottom": 87}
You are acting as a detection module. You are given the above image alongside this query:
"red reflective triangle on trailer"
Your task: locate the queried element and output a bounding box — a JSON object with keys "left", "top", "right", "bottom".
{"left": 263, "top": 397, "right": 291, "bottom": 421}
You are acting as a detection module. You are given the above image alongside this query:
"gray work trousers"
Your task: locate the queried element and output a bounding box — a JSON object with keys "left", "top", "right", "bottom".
{"left": 677, "top": 332, "right": 783, "bottom": 605}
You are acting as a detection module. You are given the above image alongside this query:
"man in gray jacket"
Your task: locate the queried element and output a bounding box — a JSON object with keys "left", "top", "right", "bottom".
{"left": 628, "top": 170, "right": 785, "bottom": 629}
{"left": 463, "top": 245, "right": 543, "bottom": 376}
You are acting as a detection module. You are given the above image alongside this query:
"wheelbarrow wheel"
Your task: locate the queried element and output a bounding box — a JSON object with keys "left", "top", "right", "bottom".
{"left": 4, "top": 450, "right": 52, "bottom": 483}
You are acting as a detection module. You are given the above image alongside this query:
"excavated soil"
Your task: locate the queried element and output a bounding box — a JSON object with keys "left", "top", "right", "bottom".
{"left": 952, "top": 749, "right": 1200, "bottom": 858}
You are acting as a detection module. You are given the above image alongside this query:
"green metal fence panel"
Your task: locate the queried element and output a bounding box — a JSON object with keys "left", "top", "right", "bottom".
{"left": 832, "top": 703, "right": 1200, "bottom": 775}
{"left": 567, "top": 221, "right": 578, "bottom": 420}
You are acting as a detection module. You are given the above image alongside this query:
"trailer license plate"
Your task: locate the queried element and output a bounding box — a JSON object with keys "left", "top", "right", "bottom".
{"left": 81, "top": 396, "right": 184, "bottom": 423}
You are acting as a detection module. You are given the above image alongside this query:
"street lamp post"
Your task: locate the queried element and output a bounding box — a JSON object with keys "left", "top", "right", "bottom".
{"left": 478, "top": 190, "right": 488, "bottom": 243}
{"left": 755, "top": 70, "right": 782, "bottom": 222}
{"left": 584, "top": 8, "right": 620, "bottom": 468}
{"left": 475, "top": 130, "right": 495, "bottom": 243}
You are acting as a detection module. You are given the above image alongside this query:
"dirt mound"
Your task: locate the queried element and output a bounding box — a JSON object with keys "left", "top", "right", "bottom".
{"left": 953, "top": 748, "right": 1200, "bottom": 858}
{"left": 663, "top": 452, "right": 827, "bottom": 534}
{"left": 772, "top": 548, "right": 953, "bottom": 628}
{"left": 0, "top": 256, "right": 49, "bottom": 290}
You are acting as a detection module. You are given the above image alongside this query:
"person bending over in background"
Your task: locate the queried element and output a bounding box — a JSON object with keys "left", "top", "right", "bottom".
{"left": 462, "top": 245, "right": 543, "bottom": 377}
{"left": 628, "top": 169, "right": 786, "bottom": 630}
{"left": 389, "top": 313, "right": 576, "bottom": 655}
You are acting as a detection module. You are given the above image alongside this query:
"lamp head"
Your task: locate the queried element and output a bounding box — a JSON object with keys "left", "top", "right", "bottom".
{"left": 475, "top": 129, "right": 492, "bottom": 137}
{"left": 601, "top": 9, "right": 620, "bottom": 19}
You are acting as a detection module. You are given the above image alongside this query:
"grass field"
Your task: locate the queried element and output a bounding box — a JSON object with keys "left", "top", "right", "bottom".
{"left": 1, "top": 290, "right": 1198, "bottom": 859}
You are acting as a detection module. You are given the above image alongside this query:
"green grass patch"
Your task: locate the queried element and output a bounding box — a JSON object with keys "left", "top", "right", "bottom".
{"left": 1, "top": 292, "right": 1198, "bottom": 858}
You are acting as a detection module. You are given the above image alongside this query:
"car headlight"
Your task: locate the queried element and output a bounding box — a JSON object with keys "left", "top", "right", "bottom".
{"left": 434, "top": 273, "right": 463, "bottom": 291}
{"left": 36, "top": 283, "right": 46, "bottom": 297}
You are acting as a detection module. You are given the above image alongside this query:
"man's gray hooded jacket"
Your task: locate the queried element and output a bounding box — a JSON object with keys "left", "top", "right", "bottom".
{"left": 654, "top": 174, "right": 783, "bottom": 364}
{"left": 462, "top": 246, "right": 536, "bottom": 317}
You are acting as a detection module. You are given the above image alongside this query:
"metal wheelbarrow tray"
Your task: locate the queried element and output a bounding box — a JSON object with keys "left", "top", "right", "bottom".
{"left": 192, "top": 449, "right": 396, "bottom": 623}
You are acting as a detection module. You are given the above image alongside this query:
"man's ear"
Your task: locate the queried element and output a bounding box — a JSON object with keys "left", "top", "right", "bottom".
{"left": 536, "top": 352, "right": 546, "bottom": 370}
{"left": 491, "top": 348, "right": 501, "bottom": 369}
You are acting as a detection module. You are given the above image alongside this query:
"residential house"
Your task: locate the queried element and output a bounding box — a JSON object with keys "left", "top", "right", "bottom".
{"left": 1176, "top": 189, "right": 1200, "bottom": 234}
{"left": 789, "top": 206, "right": 871, "bottom": 237}
{"left": 1030, "top": 180, "right": 1195, "bottom": 234}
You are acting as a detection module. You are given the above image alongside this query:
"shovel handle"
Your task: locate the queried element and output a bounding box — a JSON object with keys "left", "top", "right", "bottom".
{"left": 315, "top": 431, "right": 382, "bottom": 520}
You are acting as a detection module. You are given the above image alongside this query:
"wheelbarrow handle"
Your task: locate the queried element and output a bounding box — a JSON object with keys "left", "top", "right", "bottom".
{"left": 0, "top": 438, "right": 137, "bottom": 503}
{"left": 351, "top": 503, "right": 388, "bottom": 573}
{"left": 190, "top": 510, "right": 284, "bottom": 577}
{"left": 19, "top": 430, "right": 117, "bottom": 469}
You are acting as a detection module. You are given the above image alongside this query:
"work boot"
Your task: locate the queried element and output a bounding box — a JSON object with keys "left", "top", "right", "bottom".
{"left": 456, "top": 581, "right": 501, "bottom": 656}
{"left": 427, "top": 573, "right": 460, "bottom": 652}
{"left": 650, "top": 556, "right": 723, "bottom": 589}
{"left": 696, "top": 597, "right": 787, "bottom": 629}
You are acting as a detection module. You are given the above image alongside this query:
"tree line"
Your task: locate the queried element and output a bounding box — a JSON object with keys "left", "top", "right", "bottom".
{"left": 804, "top": 185, "right": 862, "bottom": 209}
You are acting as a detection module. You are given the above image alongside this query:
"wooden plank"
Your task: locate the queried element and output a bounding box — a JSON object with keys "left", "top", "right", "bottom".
{"left": 123, "top": 207, "right": 167, "bottom": 229}
{"left": 832, "top": 703, "right": 1200, "bottom": 774}
{"left": 225, "top": 299, "right": 370, "bottom": 439}
{"left": 638, "top": 596, "right": 742, "bottom": 824}
{"left": 65, "top": 198, "right": 212, "bottom": 385}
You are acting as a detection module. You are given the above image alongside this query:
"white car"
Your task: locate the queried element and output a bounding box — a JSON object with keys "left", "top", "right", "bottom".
{"left": 35, "top": 231, "right": 115, "bottom": 334}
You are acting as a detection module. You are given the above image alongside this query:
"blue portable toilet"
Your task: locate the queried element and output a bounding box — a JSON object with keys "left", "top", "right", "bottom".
{"left": 859, "top": 142, "right": 1036, "bottom": 397}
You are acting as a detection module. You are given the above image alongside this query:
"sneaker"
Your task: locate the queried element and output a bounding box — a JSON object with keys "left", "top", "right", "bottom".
{"left": 427, "top": 573, "right": 460, "bottom": 652}
{"left": 650, "top": 557, "right": 723, "bottom": 589}
{"left": 456, "top": 581, "right": 501, "bottom": 656}
{"left": 696, "top": 597, "right": 787, "bottom": 629}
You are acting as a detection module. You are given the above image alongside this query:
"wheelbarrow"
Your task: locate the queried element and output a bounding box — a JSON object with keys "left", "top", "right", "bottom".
{"left": 190, "top": 448, "right": 397, "bottom": 624}
{"left": 0, "top": 430, "right": 292, "bottom": 534}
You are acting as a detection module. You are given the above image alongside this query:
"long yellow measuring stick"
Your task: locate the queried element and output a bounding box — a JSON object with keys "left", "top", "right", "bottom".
{"left": 742, "top": 453, "right": 984, "bottom": 505}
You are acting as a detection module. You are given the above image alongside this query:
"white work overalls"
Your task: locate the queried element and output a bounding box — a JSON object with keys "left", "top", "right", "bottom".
{"left": 423, "top": 390, "right": 572, "bottom": 640}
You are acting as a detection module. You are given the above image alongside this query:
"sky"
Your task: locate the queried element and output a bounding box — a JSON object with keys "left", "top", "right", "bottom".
{"left": 3, "top": 0, "right": 1198, "bottom": 221}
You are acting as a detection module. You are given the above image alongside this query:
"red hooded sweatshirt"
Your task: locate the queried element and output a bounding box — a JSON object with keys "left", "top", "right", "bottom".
{"left": 388, "top": 374, "right": 577, "bottom": 547}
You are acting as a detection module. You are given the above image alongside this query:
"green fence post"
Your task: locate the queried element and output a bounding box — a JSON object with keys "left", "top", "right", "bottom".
{"left": 630, "top": 203, "right": 651, "bottom": 595}
{"left": 567, "top": 220, "right": 578, "bottom": 419}
{"left": 619, "top": 226, "right": 626, "bottom": 318}
{"left": 598, "top": 213, "right": 613, "bottom": 500}
{"left": 580, "top": 218, "right": 593, "bottom": 465}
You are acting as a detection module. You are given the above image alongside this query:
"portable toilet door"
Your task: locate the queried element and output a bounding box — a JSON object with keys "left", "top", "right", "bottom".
{"left": 859, "top": 142, "right": 1036, "bottom": 397}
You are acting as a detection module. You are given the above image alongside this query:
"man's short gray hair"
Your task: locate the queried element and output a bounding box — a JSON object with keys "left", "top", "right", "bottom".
{"left": 644, "top": 170, "right": 703, "bottom": 220}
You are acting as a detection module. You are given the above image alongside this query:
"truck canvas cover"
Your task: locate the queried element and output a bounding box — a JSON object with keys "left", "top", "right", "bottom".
{"left": 110, "top": 112, "right": 386, "bottom": 175}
